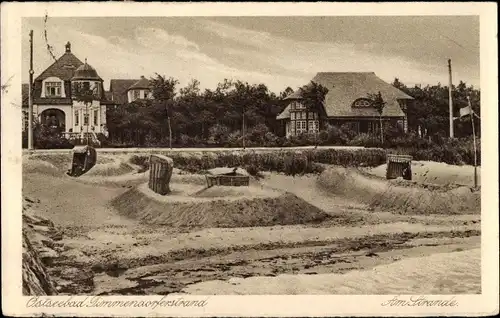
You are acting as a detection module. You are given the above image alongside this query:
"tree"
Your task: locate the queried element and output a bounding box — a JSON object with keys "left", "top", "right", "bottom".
{"left": 392, "top": 78, "right": 480, "bottom": 140}
{"left": 368, "top": 91, "right": 386, "bottom": 144}
{"left": 280, "top": 86, "right": 294, "bottom": 99}
{"left": 150, "top": 74, "right": 179, "bottom": 149}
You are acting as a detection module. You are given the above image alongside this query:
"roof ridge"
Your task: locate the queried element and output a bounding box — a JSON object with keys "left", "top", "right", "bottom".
{"left": 34, "top": 52, "right": 84, "bottom": 81}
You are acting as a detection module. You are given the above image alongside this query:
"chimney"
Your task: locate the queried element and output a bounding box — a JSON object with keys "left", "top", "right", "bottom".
{"left": 65, "top": 42, "right": 71, "bottom": 53}
{"left": 140, "top": 75, "right": 145, "bottom": 79}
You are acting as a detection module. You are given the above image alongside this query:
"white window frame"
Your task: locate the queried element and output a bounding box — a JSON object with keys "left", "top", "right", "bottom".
{"left": 45, "top": 82, "right": 62, "bottom": 97}
{"left": 353, "top": 98, "right": 372, "bottom": 108}
{"left": 295, "top": 102, "right": 306, "bottom": 110}
{"left": 308, "top": 120, "right": 319, "bottom": 133}
{"left": 295, "top": 120, "right": 307, "bottom": 134}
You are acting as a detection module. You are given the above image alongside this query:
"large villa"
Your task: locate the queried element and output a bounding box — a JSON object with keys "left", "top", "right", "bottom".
{"left": 276, "top": 72, "right": 413, "bottom": 137}
{"left": 22, "top": 42, "right": 153, "bottom": 142}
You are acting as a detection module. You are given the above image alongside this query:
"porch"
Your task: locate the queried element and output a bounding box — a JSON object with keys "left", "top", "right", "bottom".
{"left": 61, "top": 132, "right": 103, "bottom": 147}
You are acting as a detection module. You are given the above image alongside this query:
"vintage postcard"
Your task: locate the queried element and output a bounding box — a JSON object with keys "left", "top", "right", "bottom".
{"left": 1, "top": 1, "right": 498, "bottom": 317}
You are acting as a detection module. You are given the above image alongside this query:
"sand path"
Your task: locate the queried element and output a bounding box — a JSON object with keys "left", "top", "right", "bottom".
{"left": 22, "top": 173, "right": 135, "bottom": 227}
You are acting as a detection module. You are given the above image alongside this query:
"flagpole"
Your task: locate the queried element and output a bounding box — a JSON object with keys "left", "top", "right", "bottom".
{"left": 467, "top": 96, "right": 478, "bottom": 188}
{"left": 28, "top": 30, "right": 34, "bottom": 150}
{"left": 448, "top": 59, "right": 454, "bottom": 138}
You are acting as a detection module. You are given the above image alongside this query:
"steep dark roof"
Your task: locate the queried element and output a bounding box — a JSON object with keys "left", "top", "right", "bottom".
{"left": 72, "top": 61, "right": 102, "bottom": 81}
{"left": 277, "top": 72, "right": 413, "bottom": 119}
{"left": 34, "top": 51, "right": 84, "bottom": 82}
{"left": 128, "top": 76, "right": 150, "bottom": 90}
{"left": 109, "top": 79, "right": 139, "bottom": 105}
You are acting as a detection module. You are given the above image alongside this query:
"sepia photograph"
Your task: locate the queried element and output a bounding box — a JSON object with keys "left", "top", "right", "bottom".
{"left": 2, "top": 2, "right": 498, "bottom": 317}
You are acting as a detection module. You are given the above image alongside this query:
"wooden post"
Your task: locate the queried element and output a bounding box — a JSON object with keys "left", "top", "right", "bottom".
{"left": 148, "top": 154, "right": 174, "bottom": 195}
{"left": 28, "top": 30, "right": 34, "bottom": 150}
{"left": 468, "top": 96, "right": 478, "bottom": 188}
{"left": 448, "top": 59, "right": 454, "bottom": 138}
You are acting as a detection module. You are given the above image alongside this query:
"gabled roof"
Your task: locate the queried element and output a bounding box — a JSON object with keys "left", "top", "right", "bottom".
{"left": 128, "top": 76, "right": 150, "bottom": 90}
{"left": 277, "top": 72, "right": 413, "bottom": 119}
{"left": 109, "top": 79, "right": 139, "bottom": 105}
{"left": 34, "top": 51, "right": 84, "bottom": 82}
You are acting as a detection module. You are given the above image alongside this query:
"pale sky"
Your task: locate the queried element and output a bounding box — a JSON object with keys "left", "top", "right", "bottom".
{"left": 22, "top": 16, "right": 480, "bottom": 94}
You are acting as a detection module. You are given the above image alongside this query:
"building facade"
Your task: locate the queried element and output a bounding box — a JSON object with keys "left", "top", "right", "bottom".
{"left": 22, "top": 42, "right": 113, "bottom": 142}
{"left": 22, "top": 42, "right": 153, "bottom": 143}
{"left": 277, "top": 72, "right": 414, "bottom": 137}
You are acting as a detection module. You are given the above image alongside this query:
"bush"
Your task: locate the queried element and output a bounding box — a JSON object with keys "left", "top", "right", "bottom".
{"left": 347, "top": 133, "right": 382, "bottom": 147}
{"left": 129, "top": 155, "right": 150, "bottom": 171}
{"left": 136, "top": 148, "right": 387, "bottom": 176}
{"left": 30, "top": 126, "right": 74, "bottom": 149}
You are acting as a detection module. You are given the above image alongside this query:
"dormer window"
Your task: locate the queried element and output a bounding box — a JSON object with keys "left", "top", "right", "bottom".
{"left": 134, "top": 90, "right": 140, "bottom": 100}
{"left": 82, "top": 81, "right": 90, "bottom": 91}
{"left": 45, "top": 82, "right": 62, "bottom": 97}
{"left": 352, "top": 98, "right": 372, "bottom": 108}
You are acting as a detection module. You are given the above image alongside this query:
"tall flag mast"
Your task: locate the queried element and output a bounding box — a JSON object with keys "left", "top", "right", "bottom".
{"left": 28, "top": 30, "right": 34, "bottom": 150}
{"left": 448, "top": 59, "right": 454, "bottom": 138}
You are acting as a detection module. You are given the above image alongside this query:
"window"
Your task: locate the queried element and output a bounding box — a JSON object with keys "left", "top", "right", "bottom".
{"left": 290, "top": 121, "right": 295, "bottom": 133}
{"left": 353, "top": 98, "right": 372, "bottom": 108}
{"left": 308, "top": 120, "right": 319, "bottom": 133}
{"left": 134, "top": 90, "right": 140, "bottom": 100}
{"left": 84, "top": 113, "right": 89, "bottom": 125}
{"left": 82, "top": 81, "right": 90, "bottom": 91}
{"left": 74, "top": 111, "right": 79, "bottom": 126}
{"left": 93, "top": 82, "right": 100, "bottom": 96}
{"left": 45, "top": 82, "right": 62, "bottom": 97}
{"left": 296, "top": 120, "right": 307, "bottom": 134}
{"left": 94, "top": 110, "right": 98, "bottom": 126}
{"left": 290, "top": 112, "right": 295, "bottom": 120}
{"left": 295, "top": 102, "right": 305, "bottom": 110}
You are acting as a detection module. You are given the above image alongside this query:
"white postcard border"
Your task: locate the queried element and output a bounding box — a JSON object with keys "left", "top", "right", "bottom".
{"left": 1, "top": 2, "right": 498, "bottom": 317}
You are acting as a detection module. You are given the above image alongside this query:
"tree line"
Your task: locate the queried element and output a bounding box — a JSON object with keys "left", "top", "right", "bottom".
{"left": 392, "top": 78, "right": 480, "bottom": 139}
{"left": 105, "top": 76, "right": 292, "bottom": 147}
{"left": 104, "top": 75, "right": 480, "bottom": 148}
{"left": 22, "top": 74, "right": 481, "bottom": 149}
